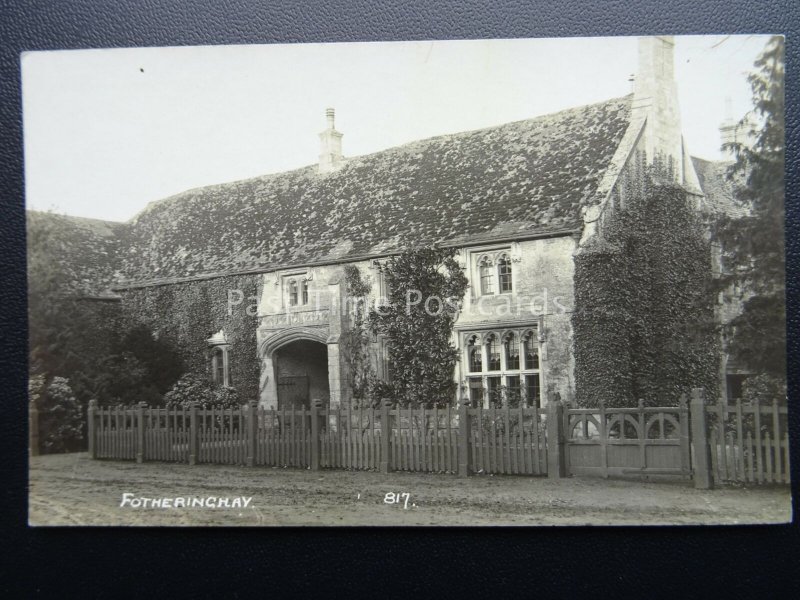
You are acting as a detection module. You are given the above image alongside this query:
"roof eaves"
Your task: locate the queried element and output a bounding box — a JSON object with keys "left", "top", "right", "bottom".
{"left": 111, "top": 226, "right": 580, "bottom": 291}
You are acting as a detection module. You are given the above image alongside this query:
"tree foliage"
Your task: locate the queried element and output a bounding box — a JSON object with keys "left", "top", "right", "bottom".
{"left": 716, "top": 36, "right": 786, "bottom": 380}
{"left": 28, "top": 212, "right": 185, "bottom": 421}
{"left": 30, "top": 375, "right": 84, "bottom": 454}
{"left": 368, "top": 247, "right": 469, "bottom": 407}
{"left": 341, "top": 265, "right": 375, "bottom": 407}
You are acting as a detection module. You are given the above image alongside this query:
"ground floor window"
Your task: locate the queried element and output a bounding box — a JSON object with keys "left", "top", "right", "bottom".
{"left": 468, "top": 377, "right": 484, "bottom": 408}
{"left": 210, "top": 345, "right": 231, "bottom": 387}
{"left": 462, "top": 326, "right": 542, "bottom": 408}
{"left": 525, "top": 374, "right": 540, "bottom": 409}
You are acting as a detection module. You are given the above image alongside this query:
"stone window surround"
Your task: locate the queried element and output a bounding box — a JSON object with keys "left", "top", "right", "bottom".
{"left": 207, "top": 329, "right": 232, "bottom": 388}
{"left": 468, "top": 244, "right": 521, "bottom": 299}
{"left": 462, "top": 325, "right": 543, "bottom": 408}
{"left": 281, "top": 270, "right": 311, "bottom": 309}
{"left": 370, "top": 259, "right": 390, "bottom": 302}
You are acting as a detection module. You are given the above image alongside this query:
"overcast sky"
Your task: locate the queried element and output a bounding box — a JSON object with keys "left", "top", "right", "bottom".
{"left": 22, "top": 35, "right": 770, "bottom": 222}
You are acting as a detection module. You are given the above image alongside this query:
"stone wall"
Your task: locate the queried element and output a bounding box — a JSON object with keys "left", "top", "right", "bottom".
{"left": 454, "top": 235, "right": 577, "bottom": 403}
{"left": 118, "top": 273, "right": 262, "bottom": 403}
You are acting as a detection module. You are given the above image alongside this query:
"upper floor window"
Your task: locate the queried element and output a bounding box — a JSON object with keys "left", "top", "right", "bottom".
{"left": 372, "top": 260, "right": 391, "bottom": 303}
{"left": 473, "top": 248, "right": 514, "bottom": 297}
{"left": 288, "top": 279, "right": 299, "bottom": 306}
{"left": 479, "top": 257, "right": 494, "bottom": 295}
{"left": 498, "top": 254, "right": 513, "bottom": 293}
{"left": 285, "top": 273, "right": 310, "bottom": 307}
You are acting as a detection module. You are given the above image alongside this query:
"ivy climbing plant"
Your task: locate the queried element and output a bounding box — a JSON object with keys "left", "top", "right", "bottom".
{"left": 573, "top": 172, "right": 719, "bottom": 407}
{"left": 341, "top": 265, "right": 375, "bottom": 408}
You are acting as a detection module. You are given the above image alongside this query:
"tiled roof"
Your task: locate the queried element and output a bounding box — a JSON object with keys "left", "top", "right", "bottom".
{"left": 691, "top": 157, "right": 750, "bottom": 219}
{"left": 26, "top": 211, "right": 129, "bottom": 296}
{"left": 118, "top": 95, "right": 634, "bottom": 284}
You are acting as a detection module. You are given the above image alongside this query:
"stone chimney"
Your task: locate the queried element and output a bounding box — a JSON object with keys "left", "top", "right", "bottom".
{"left": 318, "top": 107, "right": 343, "bottom": 174}
{"left": 719, "top": 96, "right": 756, "bottom": 160}
{"left": 632, "top": 36, "right": 700, "bottom": 190}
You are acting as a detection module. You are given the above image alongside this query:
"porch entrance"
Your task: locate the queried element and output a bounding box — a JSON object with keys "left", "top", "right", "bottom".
{"left": 274, "top": 339, "right": 329, "bottom": 409}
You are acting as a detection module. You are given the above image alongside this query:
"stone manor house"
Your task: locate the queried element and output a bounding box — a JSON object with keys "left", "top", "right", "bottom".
{"left": 29, "top": 37, "right": 746, "bottom": 410}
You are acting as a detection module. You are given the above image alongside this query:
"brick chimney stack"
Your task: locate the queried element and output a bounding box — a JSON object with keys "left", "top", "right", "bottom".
{"left": 318, "top": 107, "right": 343, "bottom": 174}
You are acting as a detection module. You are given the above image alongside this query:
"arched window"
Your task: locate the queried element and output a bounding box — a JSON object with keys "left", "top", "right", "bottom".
{"left": 486, "top": 334, "right": 501, "bottom": 371}
{"left": 463, "top": 327, "right": 541, "bottom": 409}
{"left": 468, "top": 337, "right": 482, "bottom": 372}
{"left": 301, "top": 279, "right": 309, "bottom": 305}
{"left": 479, "top": 257, "right": 494, "bottom": 295}
{"left": 497, "top": 254, "right": 513, "bottom": 293}
{"left": 523, "top": 333, "right": 539, "bottom": 370}
{"left": 504, "top": 333, "right": 520, "bottom": 370}
{"left": 210, "top": 346, "right": 231, "bottom": 387}
{"left": 288, "top": 279, "right": 299, "bottom": 306}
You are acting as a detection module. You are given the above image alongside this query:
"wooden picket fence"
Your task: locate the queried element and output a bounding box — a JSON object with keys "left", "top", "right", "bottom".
{"left": 85, "top": 390, "right": 790, "bottom": 487}
{"left": 87, "top": 400, "right": 547, "bottom": 476}
{"left": 706, "top": 400, "right": 790, "bottom": 485}
{"left": 468, "top": 406, "right": 547, "bottom": 475}
{"left": 317, "top": 405, "right": 384, "bottom": 471}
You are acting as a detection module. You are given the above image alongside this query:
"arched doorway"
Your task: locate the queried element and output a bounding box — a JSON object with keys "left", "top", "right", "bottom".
{"left": 273, "top": 339, "right": 330, "bottom": 409}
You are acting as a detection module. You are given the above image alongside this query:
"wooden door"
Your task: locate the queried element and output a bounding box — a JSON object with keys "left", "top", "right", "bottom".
{"left": 278, "top": 376, "right": 310, "bottom": 409}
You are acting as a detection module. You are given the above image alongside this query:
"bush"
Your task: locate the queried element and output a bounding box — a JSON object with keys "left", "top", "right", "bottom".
{"left": 742, "top": 373, "right": 787, "bottom": 405}
{"left": 79, "top": 352, "right": 164, "bottom": 407}
{"left": 31, "top": 376, "right": 84, "bottom": 454}
{"left": 164, "top": 373, "right": 241, "bottom": 408}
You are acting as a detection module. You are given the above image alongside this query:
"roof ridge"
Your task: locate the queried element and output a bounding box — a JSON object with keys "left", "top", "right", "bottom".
{"left": 132, "top": 94, "right": 634, "bottom": 221}
{"left": 26, "top": 208, "right": 127, "bottom": 226}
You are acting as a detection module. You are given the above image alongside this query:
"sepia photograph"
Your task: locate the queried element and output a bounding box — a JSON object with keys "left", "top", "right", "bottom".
{"left": 23, "top": 34, "right": 790, "bottom": 526}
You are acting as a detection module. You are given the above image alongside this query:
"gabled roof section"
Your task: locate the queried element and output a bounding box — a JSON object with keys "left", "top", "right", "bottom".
{"left": 116, "top": 94, "right": 633, "bottom": 284}
{"left": 691, "top": 157, "right": 750, "bottom": 218}
{"left": 27, "top": 211, "right": 129, "bottom": 296}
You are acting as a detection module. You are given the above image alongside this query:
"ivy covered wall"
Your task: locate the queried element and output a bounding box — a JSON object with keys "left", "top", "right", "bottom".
{"left": 119, "top": 274, "right": 262, "bottom": 403}
{"left": 573, "top": 180, "right": 719, "bottom": 407}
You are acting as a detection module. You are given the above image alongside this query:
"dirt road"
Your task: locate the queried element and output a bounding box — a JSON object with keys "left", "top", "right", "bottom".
{"left": 29, "top": 453, "right": 792, "bottom": 526}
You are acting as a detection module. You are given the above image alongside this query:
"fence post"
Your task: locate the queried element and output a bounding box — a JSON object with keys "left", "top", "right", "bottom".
{"left": 678, "top": 394, "right": 691, "bottom": 474}
{"left": 690, "top": 388, "right": 714, "bottom": 489}
{"left": 246, "top": 400, "right": 258, "bottom": 467}
{"left": 189, "top": 402, "right": 199, "bottom": 466}
{"left": 380, "top": 399, "right": 392, "bottom": 473}
{"left": 29, "top": 398, "right": 40, "bottom": 457}
{"left": 87, "top": 399, "right": 97, "bottom": 459}
{"left": 310, "top": 399, "right": 321, "bottom": 471}
{"left": 546, "top": 393, "right": 566, "bottom": 478}
{"left": 458, "top": 398, "right": 471, "bottom": 477}
{"left": 136, "top": 402, "right": 146, "bottom": 463}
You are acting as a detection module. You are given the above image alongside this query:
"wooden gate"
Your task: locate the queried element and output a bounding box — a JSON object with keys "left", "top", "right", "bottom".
{"left": 564, "top": 400, "right": 691, "bottom": 478}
